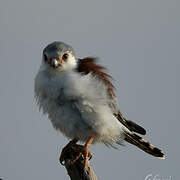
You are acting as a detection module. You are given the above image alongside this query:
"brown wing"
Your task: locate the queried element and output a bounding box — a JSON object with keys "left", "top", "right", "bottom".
{"left": 77, "top": 57, "right": 116, "bottom": 97}
{"left": 77, "top": 57, "right": 146, "bottom": 135}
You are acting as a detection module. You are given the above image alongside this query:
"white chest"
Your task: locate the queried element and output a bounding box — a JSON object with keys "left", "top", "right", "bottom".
{"left": 34, "top": 69, "right": 121, "bottom": 142}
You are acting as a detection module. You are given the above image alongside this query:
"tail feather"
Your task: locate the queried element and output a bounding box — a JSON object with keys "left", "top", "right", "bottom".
{"left": 124, "top": 132, "right": 165, "bottom": 159}
{"left": 125, "top": 120, "right": 146, "bottom": 135}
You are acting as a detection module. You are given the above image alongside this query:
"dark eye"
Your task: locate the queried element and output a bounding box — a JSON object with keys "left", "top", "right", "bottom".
{"left": 44, "top": 54, "right": 48, "bottom": 62}
{"left": 62, "top": 53, "right": 68, "bottom": 60}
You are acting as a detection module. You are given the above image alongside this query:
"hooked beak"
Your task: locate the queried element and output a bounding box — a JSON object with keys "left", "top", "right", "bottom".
{"left": 49, "top": 58, "right": 60, "bottom": 68}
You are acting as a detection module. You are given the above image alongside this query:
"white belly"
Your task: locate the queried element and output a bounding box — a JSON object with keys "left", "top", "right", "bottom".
{"left": 45, "top": 97, "right": 96, "bottom": 141}
{"left": 35, "top": 70, "right": 125, "bottom": 144}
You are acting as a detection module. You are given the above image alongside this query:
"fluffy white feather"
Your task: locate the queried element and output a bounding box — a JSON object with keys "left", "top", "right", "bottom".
{"left": 35, "top": 66, "right": 126, "bottom": 144}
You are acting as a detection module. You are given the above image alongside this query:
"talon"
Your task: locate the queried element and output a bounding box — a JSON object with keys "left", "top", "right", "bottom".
{"left": 74, "top": 144, "right": 93, "bottom": 164}
{"left": 59, "top": 136, "right": 94, "bottom": 168}
{"left": 70, "top": 152, "right": 82, "bottom": 165}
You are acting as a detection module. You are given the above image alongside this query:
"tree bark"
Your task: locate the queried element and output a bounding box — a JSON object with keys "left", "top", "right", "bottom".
{"left": 61, "top": 145, "right": 98, "bottom": 180}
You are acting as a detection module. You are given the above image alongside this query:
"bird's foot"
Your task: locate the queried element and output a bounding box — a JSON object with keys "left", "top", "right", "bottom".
{"left": 70, "top": 144, "right": 93, "bottom": 166}
{"left": 59, "top": 137, "right": 93, "bottom": 168}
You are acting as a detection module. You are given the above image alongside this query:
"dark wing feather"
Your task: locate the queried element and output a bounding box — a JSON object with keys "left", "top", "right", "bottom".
{"left": 114, "top": 111, "right": 146, "bottom": 135}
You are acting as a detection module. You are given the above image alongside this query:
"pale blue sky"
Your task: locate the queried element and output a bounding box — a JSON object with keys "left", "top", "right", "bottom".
{"left": 0, "top": 0, "right": 179, "bottom": 179}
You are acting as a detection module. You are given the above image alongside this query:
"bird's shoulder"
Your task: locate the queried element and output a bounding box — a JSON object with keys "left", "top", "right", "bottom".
{"left": 77, "top": 57, "right": 116, "bottom": 98}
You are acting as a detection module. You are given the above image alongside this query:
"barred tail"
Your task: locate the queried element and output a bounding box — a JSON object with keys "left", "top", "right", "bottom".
{"left": 124, "top": 132, "right": 165, "bottom": 159}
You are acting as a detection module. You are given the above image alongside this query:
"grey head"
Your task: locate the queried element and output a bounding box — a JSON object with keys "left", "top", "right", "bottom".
{"left": 43, "top": 41, "right": 75, "bottom": 58}
{"left": 42, "top": 41, "right": 76, "bottom": 69}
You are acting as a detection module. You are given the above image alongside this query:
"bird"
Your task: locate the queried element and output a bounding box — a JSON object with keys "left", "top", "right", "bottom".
{"left": 34, "top": 41, "right": 165, "bottom": 167}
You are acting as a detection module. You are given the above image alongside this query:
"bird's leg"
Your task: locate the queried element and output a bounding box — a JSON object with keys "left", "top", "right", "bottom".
{"left": 82, "top": 136, "right": 94, "bottom": 168}
{"left": 59, "top": 138, "right": 79, "bottom": 165}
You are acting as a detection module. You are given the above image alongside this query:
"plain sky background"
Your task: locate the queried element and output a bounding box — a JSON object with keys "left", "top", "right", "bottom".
{"left": 0, "top": 0, "right": 179, "bottom": 179}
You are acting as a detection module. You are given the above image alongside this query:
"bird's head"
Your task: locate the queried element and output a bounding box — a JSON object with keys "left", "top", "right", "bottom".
{"left": 41, "top": 41, "right": 77, "bottom": 72}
